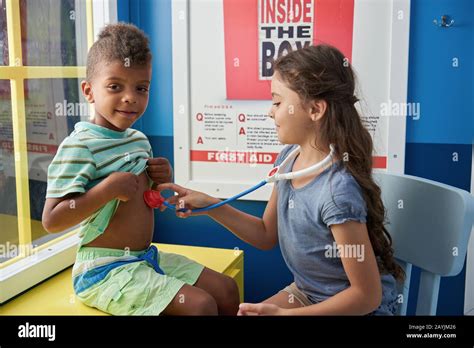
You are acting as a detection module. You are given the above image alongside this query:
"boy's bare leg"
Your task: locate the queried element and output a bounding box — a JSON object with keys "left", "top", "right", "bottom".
{"left": 162, "top": 284, "right": 218, "bottom": 315}
{"left": 193, "top": 267, "right": 240, "bottom": 315}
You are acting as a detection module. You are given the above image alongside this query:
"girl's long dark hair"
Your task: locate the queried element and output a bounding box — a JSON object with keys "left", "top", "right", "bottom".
{"left": 275, "top": 45, "right": 404, "bottom": 282}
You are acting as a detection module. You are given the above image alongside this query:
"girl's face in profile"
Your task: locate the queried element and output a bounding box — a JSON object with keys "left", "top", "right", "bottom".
{"left": 269, "top": 72, "right": 316, "bottom": 146}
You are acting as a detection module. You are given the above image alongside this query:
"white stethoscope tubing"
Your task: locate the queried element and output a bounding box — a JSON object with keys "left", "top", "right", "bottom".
{"left": 164, "top": 144, "right": 335, "bottom": 213}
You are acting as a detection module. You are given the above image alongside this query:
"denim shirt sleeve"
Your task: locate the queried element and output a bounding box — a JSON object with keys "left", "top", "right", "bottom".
{"left": 321, "top": 174, "right": 368, "bottom": 227}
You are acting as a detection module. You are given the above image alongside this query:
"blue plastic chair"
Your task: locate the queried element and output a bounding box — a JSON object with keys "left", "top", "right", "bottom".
{"left": 373, "top": 172, "right": 474, "bottom": 315}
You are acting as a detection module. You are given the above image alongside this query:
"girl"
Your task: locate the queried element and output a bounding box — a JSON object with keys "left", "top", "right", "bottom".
{"left": 158, "top": 45, "right": 404, "bottom": 315}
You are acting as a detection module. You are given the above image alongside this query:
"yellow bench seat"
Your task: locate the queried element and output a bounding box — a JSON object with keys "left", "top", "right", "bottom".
{"left": 0, "top": 243, "right": 244, "bottom": 315}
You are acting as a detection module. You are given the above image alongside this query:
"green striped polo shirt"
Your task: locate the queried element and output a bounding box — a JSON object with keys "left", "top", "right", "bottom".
{"left": 46, "top": 121, "right": 153, "bottom": 245}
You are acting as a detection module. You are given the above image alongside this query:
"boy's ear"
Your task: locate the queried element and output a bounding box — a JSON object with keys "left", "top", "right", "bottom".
{"left": 309, "top": 99, "right": 327, "bottom": 122}
{"left": 81, "top": 80, "right": 94, "bottom": 103}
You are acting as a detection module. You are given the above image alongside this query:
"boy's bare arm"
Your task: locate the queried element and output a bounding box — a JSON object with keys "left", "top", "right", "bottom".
{"left": 42, "top": 172, "right": 139, "bottom": 233}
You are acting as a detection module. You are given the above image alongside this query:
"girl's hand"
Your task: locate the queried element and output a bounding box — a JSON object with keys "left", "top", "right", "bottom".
{"left": 237, "top": 303, "right": 287, "bottom": 316}
{"left": 146, "top": 157, "right": 173, "bottom": 185}
{"left": 156, "top": 183, "right": 220, "bottom": 217}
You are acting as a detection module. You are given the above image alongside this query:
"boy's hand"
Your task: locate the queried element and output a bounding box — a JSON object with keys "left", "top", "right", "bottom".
{"left": 147, "top": 157, "right": 173, "bottom": 185}
{"left": 107, "top": 172, "right": 139, "bottom": 202}
{"left": 156, "top": 183, "right": 220, "bottom": 217}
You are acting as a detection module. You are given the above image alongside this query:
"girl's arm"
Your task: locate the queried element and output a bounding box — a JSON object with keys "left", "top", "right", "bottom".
{"left": 207, "top": 186, "right": 278, "bottom": 250}
{"left": 289, "top": 221, "right": 382, "bottom": 315}
{"left": 240, "top": 220, "right": 383, "bottom": 315}
{"left": 157, "top": 183, "right": 279, "bottom": 250}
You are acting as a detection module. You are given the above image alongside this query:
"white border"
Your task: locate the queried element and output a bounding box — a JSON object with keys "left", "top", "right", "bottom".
{"left": 93, "top": 0, "right": 118, "bottom": 40}
{"left": 0, "top": 0, "right": 117, "bottom": 305}
{"left": 172, "top": 0, "right": 410, "bottom": 201}
{"left": 387, "top": 0, "right": 410, "bottom": 173}
{"left": 172, "top": 0, "right": 191, "bottom": 191}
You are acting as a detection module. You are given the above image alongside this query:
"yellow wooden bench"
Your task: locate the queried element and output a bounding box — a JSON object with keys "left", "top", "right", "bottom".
{"left": 0, "top": 243, "right": 244, "bottom": 315}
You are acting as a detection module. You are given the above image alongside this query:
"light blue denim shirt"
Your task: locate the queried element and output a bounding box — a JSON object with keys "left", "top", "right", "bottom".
{"left": 275, "top": 145, "right": 398, "bottom": 315}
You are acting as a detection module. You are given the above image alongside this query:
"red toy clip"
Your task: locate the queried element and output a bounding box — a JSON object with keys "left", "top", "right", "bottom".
{"left": 143, "top": 190, "right": 165, "bottom": 208}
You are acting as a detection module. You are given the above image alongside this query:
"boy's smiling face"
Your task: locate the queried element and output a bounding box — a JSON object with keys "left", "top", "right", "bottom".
{"left": 81, "top": 60, "right": 152, "bottom": 131}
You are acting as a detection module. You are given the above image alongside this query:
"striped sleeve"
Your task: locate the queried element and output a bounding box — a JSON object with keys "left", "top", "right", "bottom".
{"left": 46, "top": 137, "right": 96, "bottom": 198}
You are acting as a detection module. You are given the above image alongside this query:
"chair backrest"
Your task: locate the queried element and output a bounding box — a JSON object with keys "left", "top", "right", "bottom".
{"left": 373, "top": 172, "right": 474, "bottom": 315}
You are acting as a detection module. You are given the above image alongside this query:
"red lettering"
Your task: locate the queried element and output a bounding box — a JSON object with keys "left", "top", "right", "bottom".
{"left": 276, "top": 0, "right": 285, "bottom": 23}
{"left": 302, "top": 0, "right": 311, "bottom": 22}
{"left": 292, "top": 0, "right": 302, "bottom": 21}
{"left": 265, "top": 0, "right": 275, "bottom": 23}
{"left": 263, "top": 0, "right": 312, "bottom": 24}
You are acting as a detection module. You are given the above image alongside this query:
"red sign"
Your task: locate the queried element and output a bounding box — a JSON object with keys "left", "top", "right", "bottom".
{"left": 223, "top": 0, "right": 354, "bottom": 100}
{"left": 191, "top": 150, "right": 387, "bottom": 169}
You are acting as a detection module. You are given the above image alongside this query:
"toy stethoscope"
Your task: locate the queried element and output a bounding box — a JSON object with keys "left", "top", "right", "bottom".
{"left": 143, "top": 144, "right": 336, "bottom": 213}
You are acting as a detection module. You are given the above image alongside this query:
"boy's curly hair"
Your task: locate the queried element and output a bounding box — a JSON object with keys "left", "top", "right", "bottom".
{"left": 86, "top": 22, "right": 152, "bottom": 81}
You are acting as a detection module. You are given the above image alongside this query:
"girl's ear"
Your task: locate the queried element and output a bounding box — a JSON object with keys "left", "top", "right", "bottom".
{"left": 309, "top": 99, "right": 327, "bottom": 122}
{"left": 81, "top": 80, "right": 94, "bottom": 103}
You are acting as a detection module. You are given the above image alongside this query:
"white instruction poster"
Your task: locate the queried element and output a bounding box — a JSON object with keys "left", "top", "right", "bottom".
{"left": 173, "top": 0, "right": 409, "bottom": 200}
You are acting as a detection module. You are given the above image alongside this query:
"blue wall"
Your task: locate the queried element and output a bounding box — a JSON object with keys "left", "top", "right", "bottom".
{"left": 119, "top": 0, "right": 473, "bottom": 313}
{"left": 404, "top": 0, "right": 473, "bottom": 315}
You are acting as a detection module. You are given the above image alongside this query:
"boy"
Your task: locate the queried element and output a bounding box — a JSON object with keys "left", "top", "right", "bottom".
{"left": 42, "top": 23, "right": 239, "bottom": 315}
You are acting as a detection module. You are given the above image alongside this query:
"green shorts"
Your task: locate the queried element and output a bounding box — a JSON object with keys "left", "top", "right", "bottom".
{"left": 72, "top": 245, "right": 205, "bottom": 315}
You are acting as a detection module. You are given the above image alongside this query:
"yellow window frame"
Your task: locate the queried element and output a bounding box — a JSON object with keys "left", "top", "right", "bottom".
{"left": 0, "top": 0, "right": 94, "bottom": 269}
